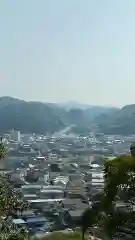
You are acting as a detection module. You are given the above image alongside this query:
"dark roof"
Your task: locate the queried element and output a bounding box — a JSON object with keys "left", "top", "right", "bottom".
{"left": 27, "top": 216, "right": 47, "bottom": 223}
{"left": 17, "top": 210, "right": 35, "bottom": 216}
{"left": 68, "top": 210, "right": 84, "bottom": 218}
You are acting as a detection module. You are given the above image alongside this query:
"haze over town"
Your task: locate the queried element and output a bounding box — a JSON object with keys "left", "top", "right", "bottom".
{"left": 1, "top": 1, "right": 135, "bottom": 239}
{"left": 1, "top": 0, "right": 135, "bottom": 106}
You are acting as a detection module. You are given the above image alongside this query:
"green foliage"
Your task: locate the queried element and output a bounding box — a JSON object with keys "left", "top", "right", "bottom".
{"left": 103, "top": 154, "right": 135, "bottom": 209}
{"left": 130, "top": 142, "right": 135, "bottom": 158}
{"left": 102, "top": 143, "right": 135, "bottom": 237}
{"left": 0, "top": 96, "right": 116, "bottom": 134}
{"left": 0, "top": 138, "right": 7, "bottom": 159}
{"left": 97, "top": 104, "right": 135, "bottom": 134}
{"left": 0, "top": 141, "right": 29, "bottom": 240}
{"left": 0, "top": 228, "right": 29, "bottom": 240}
{"left": 81, "top": 143, "right": 135, "bottom": 239}
{"left": 0, "top": 176, "right": 29, "bottom": 217}
{"left": 0, "top": 97, "right": 65, "bottom": 134}
{"left": 40, "top": 232, "right": 83, "bottom": 240}
{"left": 81, "top": 202, "right": 107, "bottom": 240}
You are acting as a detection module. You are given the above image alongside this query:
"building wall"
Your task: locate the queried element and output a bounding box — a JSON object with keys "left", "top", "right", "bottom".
{"left": 11, "top": 130, "right": 20, "bottom": 142}
{"left": 0, "top": 158, "right": 7, "bottom": 169}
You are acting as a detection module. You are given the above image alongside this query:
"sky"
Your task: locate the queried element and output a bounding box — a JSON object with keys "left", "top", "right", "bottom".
{"left": 1, "top": 0, "right": 135, "bottom": 106}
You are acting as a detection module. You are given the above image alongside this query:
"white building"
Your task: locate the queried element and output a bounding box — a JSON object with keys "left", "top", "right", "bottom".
{"left": 10, "top": 130, "right": 21, "bottom": 142}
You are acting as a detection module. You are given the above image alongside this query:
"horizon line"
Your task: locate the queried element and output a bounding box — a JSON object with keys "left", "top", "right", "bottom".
{"left": 0, "top": 95, "right": 126, "bottom": 108}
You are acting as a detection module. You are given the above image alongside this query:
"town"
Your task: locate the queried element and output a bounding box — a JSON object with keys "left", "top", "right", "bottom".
{"left": 1, "top": 129, "right": 134, "bottom": 238}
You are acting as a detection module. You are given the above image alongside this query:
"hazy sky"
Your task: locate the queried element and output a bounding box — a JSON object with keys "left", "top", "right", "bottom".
{"left": 1, "top": 0, "right": 135, "bottom": 106}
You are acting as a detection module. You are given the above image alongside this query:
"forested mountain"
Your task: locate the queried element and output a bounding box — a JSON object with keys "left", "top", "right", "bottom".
{"left": 0, "top": 96, "right": 117, "bottom": 134}
{"left": 0, "top": 97, "right": 65, "bottom": 134}
{"left": 1, "top": 96, "right": 135, "bottom": 135}
{"left": 96, "top": 104, "right": 135, "bottom": 135}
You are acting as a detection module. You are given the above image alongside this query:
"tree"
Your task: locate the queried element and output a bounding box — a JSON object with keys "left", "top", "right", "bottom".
{"left": 81, "top": 208, "right": 95, "bottom": 240}
{"left": 103, "top": 153, "right": 135, "bottom": 211}
{"left": 81, "top": 143, "right": 135, "bottom": 239}
{"left": 130, "top": 142, "right": 135, "bottom": 159}
{"left": 102, "top": 143, "right": 135, "bottom": 238}
{"left": 0, "top": 137, "right": 7, "bottom": 159}
{"left": 0, "top": 139, "right": 29, "bottom": 239}
{"left": 81, "top": 199, "right": 105, "bottom": 240}
{"left": 0, "top": 228, "right": 29, "bottom": 240}
{"left": 0, "top": 175, "right": 29, "bottom": 218}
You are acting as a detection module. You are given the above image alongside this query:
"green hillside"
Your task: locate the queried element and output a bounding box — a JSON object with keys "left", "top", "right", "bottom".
{"left": 0, "top": 96, "right": 116, "bottom": 135}
{"left": 97, "top": 104, "right": 135, "bottom": 135}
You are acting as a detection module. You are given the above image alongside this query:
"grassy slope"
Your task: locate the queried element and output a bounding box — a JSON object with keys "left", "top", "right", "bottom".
{"left": 41, "top": 232, "right": 83, "bottom": 240}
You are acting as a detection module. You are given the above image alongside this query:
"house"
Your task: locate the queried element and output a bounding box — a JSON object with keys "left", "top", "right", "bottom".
{"left": 26, "top": 216, "right": 49, "bottom": 232}
{"left": 23, "top": 194, "right": 38, "bottom": 200}
{"left": 21, "top": 184, "right": 45, "bottom": 194}
{"left": 28, "top": 198, "right": 64, "bottom": 210}
{"left": 53, "top": 175, "right": 69, "bottom": 187}
{"left": 16, "top": 210, "right": 35, "bottom": 219}
{"left": 65, "top": 179, "right": 85, "bottom": 195}
{"left": 12, "top": 219, "right": 26, "bottom": 229}
{"left": 63, "top": 209, "right": 84, "bottom": 228}
{"left": 39, "top": 189, "right": 64, "bottom": 199}
{"left": 62, "top": 198, "right": 89, "bottom": 211}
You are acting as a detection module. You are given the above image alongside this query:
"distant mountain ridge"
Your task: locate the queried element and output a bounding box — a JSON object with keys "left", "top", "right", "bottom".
{"left": 95, "top": 104, "right": 135, "bottom": 135}
{"left": 56, "top": 101, "right": 90, "bottom": 110}
{"left": 0, "top": 96, "right": 65, "bottom": 134}
{"left": 0, "top": 96, "right": 124, "bottom": 135}
{"left": 56, "top": 101, "right": 117, "bottom": 111}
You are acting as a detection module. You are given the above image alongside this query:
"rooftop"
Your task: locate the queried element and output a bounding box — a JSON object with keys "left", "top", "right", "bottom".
{"left": 27, "top": 216, "right": 47, "bottom": 223}
{"left": 68, "top": 209, "right": 84, "bottom": 217}
{"left": 28, "top": 198, "right": 64, "bottom": 203}
{"left": 13, "top": 219, "right": 26, "bottom": 224}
